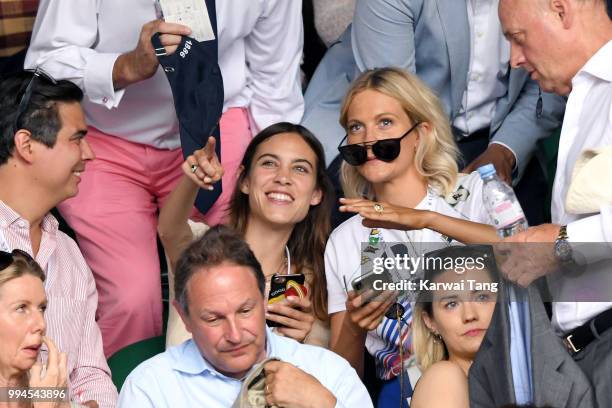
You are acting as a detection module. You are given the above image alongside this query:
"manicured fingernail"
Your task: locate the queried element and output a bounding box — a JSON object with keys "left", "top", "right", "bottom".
{"left": 203, "top": 177, "right": 212, "bottom": 183}
{"left": 207, "top": 185, "right": 214, "bottom": 191}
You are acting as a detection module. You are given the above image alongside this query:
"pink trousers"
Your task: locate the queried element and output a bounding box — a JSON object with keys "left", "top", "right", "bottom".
{"left": 59, "top": 108, "right": 252, "bottom": 357}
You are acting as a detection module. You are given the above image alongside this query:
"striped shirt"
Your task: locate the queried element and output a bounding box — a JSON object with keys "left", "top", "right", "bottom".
{"left": 0, "top": 0, "right": 38, "bottom": 57}
{"left": 0, "top": 201, "right": 118, "bottom": 408}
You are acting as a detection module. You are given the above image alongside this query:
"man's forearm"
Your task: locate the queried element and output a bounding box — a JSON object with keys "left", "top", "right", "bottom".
{"left": 112, "top": 51, "right": 157, "bottom": 90}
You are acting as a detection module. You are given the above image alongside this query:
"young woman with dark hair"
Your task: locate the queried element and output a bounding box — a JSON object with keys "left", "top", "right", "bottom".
{"left": 159, "top": 122, "right": 334, "bottom": 346}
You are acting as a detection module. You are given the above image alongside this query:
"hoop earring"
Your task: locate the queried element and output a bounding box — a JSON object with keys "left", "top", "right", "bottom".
{"left": 431, "top": 331, "right": 443, "bottom": 343}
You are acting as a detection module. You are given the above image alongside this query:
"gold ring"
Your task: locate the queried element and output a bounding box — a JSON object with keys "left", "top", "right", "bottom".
{"left": 190, "top": 164, "right": 198, "bottom": 174}
{"left": 373, "top": 203, "right": 384, "bottom": 213}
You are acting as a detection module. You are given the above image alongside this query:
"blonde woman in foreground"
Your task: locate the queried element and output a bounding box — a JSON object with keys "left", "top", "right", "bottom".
{"left": 410, "top": 245, "right": 498, "bottom": 408}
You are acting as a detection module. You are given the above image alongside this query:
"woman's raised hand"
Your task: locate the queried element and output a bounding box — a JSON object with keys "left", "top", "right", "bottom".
{"left": 182, "top": 136, "right": 224, "bottom": 190}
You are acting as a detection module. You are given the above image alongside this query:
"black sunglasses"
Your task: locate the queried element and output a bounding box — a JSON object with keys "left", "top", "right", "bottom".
{"left": 12, "top": 68, "right": 57, "bottom": 135}
{"left": 0, "top": 249, "right": 35, "bottom": 271}
{"left": 337, "top": 122, "right": 421, "bottom": 166}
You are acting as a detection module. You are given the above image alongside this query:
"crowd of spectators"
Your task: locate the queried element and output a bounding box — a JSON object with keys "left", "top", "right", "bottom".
{"left": 0, "top": 0, "right": 611, "bottom": 407}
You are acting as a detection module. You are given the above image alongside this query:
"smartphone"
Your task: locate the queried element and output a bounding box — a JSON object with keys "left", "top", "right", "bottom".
{"left": 266, "top": 273, "right": 307, "bottom": 327}
{"left": 351, "top": 269, "right": 393, "bottom": 303}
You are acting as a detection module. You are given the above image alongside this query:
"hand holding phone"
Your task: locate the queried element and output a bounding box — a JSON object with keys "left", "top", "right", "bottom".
{"left": 267, "top": 274, "right": 307, "bottom": 311}
{"left": 266, "top": 274, "right": 314, "bottom": 342}
{"left": 345, "top": 267, "right": 398, "bottom": 332}
{"left": 351, "top": 269, "right": 393, "bottom": 303}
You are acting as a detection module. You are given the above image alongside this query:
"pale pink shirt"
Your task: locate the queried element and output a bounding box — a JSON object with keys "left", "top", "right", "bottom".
{"left": 0, "top": 201, "right": 117, "bottom": 408}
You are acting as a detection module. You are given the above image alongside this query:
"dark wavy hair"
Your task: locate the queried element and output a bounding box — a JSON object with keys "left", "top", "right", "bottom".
{"left": 0, "top": 72, "right": 83, "bottom": 165}
{"left": 229, "top": 122, "right": 334, "bottom": 320}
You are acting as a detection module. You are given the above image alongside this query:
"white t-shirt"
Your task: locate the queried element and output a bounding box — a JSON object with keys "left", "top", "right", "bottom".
{"left": 325, "top": 171, "right": 490, "bottom": 379}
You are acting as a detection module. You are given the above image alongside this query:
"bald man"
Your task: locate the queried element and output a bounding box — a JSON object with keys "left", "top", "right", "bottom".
{"left": 497, "top": 0, "right": 612, "bottom": 405}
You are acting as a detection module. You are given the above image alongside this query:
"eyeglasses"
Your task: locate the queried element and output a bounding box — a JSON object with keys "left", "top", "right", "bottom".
{"left": 12, "top": 68, "right": 57, "bottom": 135}
{"left": 337, "top": 122, "right": 421, "bottom": 166}
{"left": 0, "top": 249, "right": 35, "bottom": 271}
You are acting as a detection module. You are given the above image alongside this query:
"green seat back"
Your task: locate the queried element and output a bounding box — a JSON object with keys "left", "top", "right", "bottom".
{"left": 107, "top": 335, "right": 166, "bottom": 391}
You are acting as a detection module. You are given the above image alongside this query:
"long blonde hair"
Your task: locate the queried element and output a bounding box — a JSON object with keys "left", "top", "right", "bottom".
{"left": 412, "top": 245, "right": 499, "bottom": 371}
{"left": 339, "top": 67, "right": 459, "bottom": 199}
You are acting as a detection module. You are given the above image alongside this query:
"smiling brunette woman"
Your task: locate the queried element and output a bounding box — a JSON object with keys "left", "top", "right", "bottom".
{"left": 159, "top": 122, "right": 334, "bottom": 347}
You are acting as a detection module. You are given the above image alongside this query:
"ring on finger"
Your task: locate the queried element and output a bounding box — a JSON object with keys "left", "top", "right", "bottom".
{"left": 373, "top": 203, "right": 384, "bottom": 213}
{"left": 190, "top": 164, "right": 198, "bottom": 174}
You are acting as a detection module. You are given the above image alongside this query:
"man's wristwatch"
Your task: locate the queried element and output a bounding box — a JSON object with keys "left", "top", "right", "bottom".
{"left": 554, "top": 225, "right": 574, "bottom": 263}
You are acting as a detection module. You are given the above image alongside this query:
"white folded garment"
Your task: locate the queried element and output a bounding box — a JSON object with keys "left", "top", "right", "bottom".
{"left": 565, "top": 145, "right": 612, "bottom": 214}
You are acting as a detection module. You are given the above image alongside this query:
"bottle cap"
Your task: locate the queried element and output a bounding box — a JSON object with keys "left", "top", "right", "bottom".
{"left": 477, "top": 163, "right": 497, "bottom": 179}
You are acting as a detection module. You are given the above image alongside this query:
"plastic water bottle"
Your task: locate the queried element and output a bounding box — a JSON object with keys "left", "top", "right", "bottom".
{"left": 478, "top": 164, "right": 528, "bottom": 238}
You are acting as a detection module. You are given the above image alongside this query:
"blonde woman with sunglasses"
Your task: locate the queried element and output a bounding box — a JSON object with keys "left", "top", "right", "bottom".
{"left": 324, "top": 67, "right": 499, "bottom": 407}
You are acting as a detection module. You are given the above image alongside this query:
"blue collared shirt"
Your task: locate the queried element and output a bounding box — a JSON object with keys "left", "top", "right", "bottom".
{"left": 508, "top": 287, "right": 534, "bottom": 405}
{"left": 118, "top": 327, "right": 372, "bottom": 407}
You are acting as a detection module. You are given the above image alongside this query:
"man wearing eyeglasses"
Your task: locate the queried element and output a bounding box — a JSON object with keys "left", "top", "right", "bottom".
{"left": 0, "top": 72, "right": 117, "bottom": 407}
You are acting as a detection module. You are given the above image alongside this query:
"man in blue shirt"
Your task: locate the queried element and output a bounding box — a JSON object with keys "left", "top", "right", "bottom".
{"left": 118, "top": 225, "right": 372, "bottom": 407}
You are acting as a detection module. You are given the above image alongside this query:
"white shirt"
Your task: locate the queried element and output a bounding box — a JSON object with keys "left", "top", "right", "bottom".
{"left": 118, "top": 328, "right": 372, "bottom": 408}
{"left": 549, "top": 40, "right": 612, "bottom": 333}
{"left": 325, "top": 172, "right": 490, "bottom": 378}
{"left": 453, "top": 0, "right": 510, "bottom": 135}
{"left": 26, "top": 0, "right": 304, "bottom": 149}
{"left": 453, "top": 0, "right": 510, "bottom": 136}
